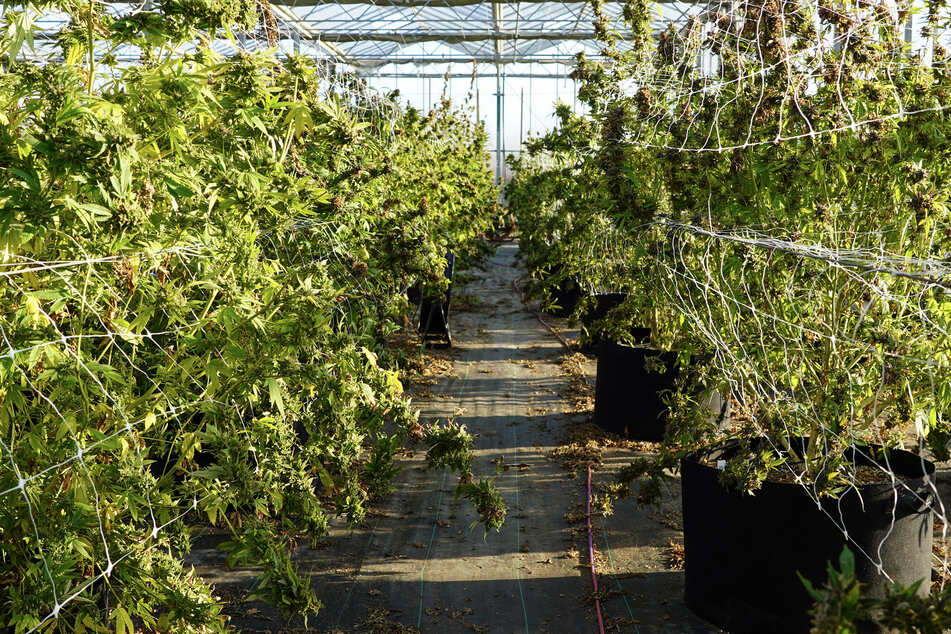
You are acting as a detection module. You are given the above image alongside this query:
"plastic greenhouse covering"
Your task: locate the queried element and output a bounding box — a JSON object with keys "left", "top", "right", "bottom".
{"left": 12, "top": 0, "right": 705, "bottom": 181}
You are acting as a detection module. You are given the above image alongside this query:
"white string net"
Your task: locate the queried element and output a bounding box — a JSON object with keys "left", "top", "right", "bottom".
{"left": 652, "top": 218, "right": 951, "bottom": 586}
{"left": 0, "top": 11, "right": 415, "bottom": 632}
{"left": 526, "top": 0, "right": 951, "bottom": 612}
{"left": 613, "top": 0, "right": 951, "bottom": 150}
{"left": 0, "top": 235, "right": 229, "bottom": 630}
{"left": 0, "top": 4, "right": 504, "bottom": 626}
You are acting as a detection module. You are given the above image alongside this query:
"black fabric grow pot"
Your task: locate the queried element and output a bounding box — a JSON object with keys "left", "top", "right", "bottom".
{"left": 580, "top": 292, "right": 628, "bottom": 348}
{"left": 417, "top": 251, "right": 455, "bottom": 347}
{"left": 593, "top": 329, "right": 679, "bottom": 441}
{"left": 682, "top": 439, "right": 934, "bottom": 634}
{"left": 407, "top": 284, "right": 421, "bottom": 306}
{"left": 546, "top": 277, "right": 581, "bottom": 317}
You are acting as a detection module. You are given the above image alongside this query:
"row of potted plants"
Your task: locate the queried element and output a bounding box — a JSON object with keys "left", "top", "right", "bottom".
{"left": 0, "top": 2, "right": 501, "bottom": 631}
{"left": 508, "top": 0, "right": 951, "bottom": 630}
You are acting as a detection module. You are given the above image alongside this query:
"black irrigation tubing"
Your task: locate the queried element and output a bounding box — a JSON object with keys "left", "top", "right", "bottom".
{"left": 416, "top": 362, "right": 471, "bottom": 630}
{"left": 512, "top": 276, "right": 574, "bottom": 352}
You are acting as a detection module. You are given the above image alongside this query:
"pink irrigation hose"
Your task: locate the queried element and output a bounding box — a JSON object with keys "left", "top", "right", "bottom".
{"left": 588, "top": 464, "right": 607, "bottom": 634}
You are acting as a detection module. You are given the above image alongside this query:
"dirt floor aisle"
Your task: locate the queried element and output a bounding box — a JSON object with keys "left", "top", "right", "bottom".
{"left": 195, "top": 242, "right": 721, "bottom": 633}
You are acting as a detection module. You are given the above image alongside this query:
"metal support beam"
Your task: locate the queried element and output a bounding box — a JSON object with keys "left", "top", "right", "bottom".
{"left": 34, "top": 50, "right": 600, "bottom": 66}
{"left": 349, "top": 56, "right": 591, "bottom": 64}
{"left": 493, "top": 0, "right": 504, "bottom": 188}
{"left": 270, "top": 3, "right": 356, "bottom": 64}
{"left": 495, "top": 64, "right": 503, "bottom": 187}
{"left": 294, "top": 30, "right": 605, "bottom": 43}
{"left": 519, "top": 85, "right": 524, "bottom": 152}
{"left": 360, "top": 72, "right": 573, "bottom": 78}
{"left": 492, "top": 1, "right": 505, "bottom": 59}
{"left": 270, "top": 0, "right": 649, "bottom": 6}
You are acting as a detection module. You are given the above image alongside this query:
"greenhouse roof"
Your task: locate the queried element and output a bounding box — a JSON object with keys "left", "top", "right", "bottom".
{"left": 24, "top": 0, "right": 699, "bottom": 71}
{"left": 267, "top": 0, "right": 697, "bottom": 68}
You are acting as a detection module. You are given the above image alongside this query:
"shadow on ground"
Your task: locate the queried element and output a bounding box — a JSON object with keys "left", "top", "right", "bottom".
{"left": 190, "top": 243, "right": 722, "bottom": 634}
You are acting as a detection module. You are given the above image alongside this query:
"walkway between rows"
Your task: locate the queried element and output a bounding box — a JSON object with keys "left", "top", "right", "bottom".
{"left": 201, "top": 241, "right": 719, "bottom": 633}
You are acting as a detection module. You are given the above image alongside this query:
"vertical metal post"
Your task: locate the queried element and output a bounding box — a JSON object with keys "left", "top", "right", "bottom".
{"left": 519, "top": 86, "right": 524, "bottom": 154}
{"left": 476, "top": 83, "right": 480, "bottom": 122}
{"left": 501, "top": 66, "right": 506, "bottom": 183}
{"left": 528, "top": 71, "right": 533, "bottom": 136}
{"left": 495, "top": 63, "right": 503, "bottom": 186}
{"left": 492, "top": 0, "right": 504, "bottom": 189}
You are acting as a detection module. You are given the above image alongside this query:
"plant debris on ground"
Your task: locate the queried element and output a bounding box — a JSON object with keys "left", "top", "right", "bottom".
{"left": 387, "top": 330, "right": 458, "bottom": 388}
{"left": 666, "top": 540, "right": 685, "bottom": 570}
{"left": 549, "top": 419, "right": 659, "bottom": 477}
{"left": 558, "top": 353, "right": 596, "bottom": 412}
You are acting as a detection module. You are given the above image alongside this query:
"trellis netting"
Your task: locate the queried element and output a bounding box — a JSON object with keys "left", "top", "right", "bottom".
{"left": 0, "top": 2, "right": 504, "bottom": 630}
{"left": 660, "top": 0, "right": 949, "bottom": 591}
{"left": 511, "top": 0, "right": 951, "bottom": 612}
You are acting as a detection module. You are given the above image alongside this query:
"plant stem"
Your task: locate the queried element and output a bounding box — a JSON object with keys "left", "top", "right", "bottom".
{"left": 86, "top": 0, "right": 94, "bottom": 95}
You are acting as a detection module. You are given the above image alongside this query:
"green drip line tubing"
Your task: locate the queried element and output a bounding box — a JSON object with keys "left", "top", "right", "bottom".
{"left": 417, "top": 467, "right": 449, "bottom": 628}
{"left": 333, "top": 517, "right": 380, "bottom": 628}
{"left": 336, "top": 341, "right": 456, "bottom": 628}
{"left": 600, "top": 515, "right": 640, "bottom": 632}
{"left": 417, "top": 362, "right": 471, "bottom": 629}
{"left": 513, "top": 428, "right": 530, "bottom": 634}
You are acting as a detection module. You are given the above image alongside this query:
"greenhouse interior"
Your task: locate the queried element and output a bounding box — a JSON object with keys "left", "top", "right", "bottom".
{"left": 4, "top": 0, "right": 951, "bottom": 631}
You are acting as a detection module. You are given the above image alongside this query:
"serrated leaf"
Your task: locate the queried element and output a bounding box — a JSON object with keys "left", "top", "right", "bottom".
{"left": 119, "top": 152, "right": 132, "bottom": 195}
{"left": 78, "top": 202, "right": 113, "bottom": 224}
{"left": 112, "top": 606, "right": 133, "bottom": 634}
{"left": 838, "top": 546, "right": 855, "bottom": 577}
{"left": 315, "top": 461, "right": 334, "bottom": 495}
{"left": 283, "top": 101, "right": 313, "bottom": 137}
{"left": 266, "top": 377, "right": 285, "bottom": 417}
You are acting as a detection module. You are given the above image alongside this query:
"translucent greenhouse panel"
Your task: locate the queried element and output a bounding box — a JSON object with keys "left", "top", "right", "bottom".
{"left": 362, "top": 62, "right": 582, "bottom": 186}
